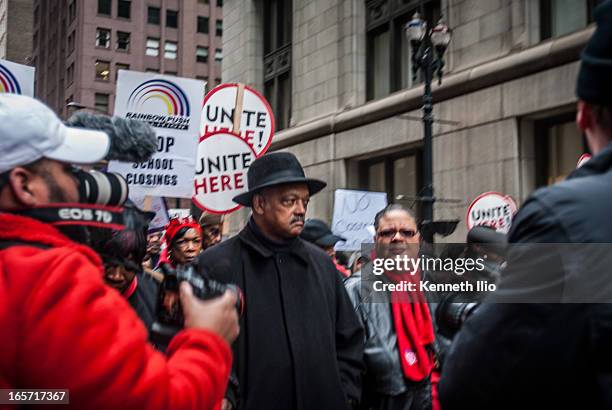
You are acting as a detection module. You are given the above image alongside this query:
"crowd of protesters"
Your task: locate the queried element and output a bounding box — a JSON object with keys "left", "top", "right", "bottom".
{"left": 2, "top": 1, "right": 612, "bottom": 409}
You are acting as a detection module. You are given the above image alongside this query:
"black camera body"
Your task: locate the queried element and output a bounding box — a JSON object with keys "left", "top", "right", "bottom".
{"left": 151, "top": 262, "right": 242, "bottom": 348}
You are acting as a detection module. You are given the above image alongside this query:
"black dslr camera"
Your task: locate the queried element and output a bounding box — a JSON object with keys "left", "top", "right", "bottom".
{"left": 151, "top": 262, "right": 242, "bottom": 348}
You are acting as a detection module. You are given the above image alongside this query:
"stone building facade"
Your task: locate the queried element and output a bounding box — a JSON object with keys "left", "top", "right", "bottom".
{"left": 226, "top": 0, "right": 594, "bottom": 241}
{"left": 0, "top": 0, "right": 34, "bottom": 64}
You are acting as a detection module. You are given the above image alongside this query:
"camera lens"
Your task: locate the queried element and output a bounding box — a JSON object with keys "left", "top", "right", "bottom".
{"left": 77, "top": 169, "right": 129, "bottom": 206}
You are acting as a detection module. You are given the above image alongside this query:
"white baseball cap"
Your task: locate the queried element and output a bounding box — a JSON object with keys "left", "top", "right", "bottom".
{"left": 0, "top": 94, "right": 110, "bottom": 174}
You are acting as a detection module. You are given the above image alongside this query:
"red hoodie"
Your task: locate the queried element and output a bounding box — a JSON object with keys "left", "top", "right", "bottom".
{"left": 0, "top": 213, "right": 232, "bottom": 410}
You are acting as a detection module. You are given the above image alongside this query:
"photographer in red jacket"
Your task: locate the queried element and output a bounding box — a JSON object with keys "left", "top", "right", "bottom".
{"left": 0, "top": 94, "right": 239, "bottom": 409}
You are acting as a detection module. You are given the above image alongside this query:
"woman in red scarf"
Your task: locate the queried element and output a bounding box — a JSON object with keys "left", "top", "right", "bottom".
{"left": 344, "top": 204, "right": 439, "bottom": 410}
{"left": 158, "top": 216, "right": 203, "bottom": 268}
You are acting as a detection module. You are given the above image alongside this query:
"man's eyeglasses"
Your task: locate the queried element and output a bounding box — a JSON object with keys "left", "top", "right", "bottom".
{"left": 377, "top": 229, "right": 418, "bottom": 239}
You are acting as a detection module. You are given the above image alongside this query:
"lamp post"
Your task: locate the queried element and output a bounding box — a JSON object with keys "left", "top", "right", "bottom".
{"left": 405, "top": 13, "right": 451, "bottom": 243}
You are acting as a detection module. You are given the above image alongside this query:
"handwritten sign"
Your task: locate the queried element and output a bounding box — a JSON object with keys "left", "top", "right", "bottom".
{"left": 331, "top": 189, "right": 388, "bottom": 251}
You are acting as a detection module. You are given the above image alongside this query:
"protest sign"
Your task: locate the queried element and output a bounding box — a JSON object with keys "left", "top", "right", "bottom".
{"left": 130, "top": 195, "right": 169, "bottom": 232}
{"left": 108, "top": 70, "right": 205, "bottom": 198}
{"left": 331, "top": 189, "right": 388, "bottom": 251}
{"left": 201, "top": 83, "right": 274, "bottom": 157}
{"left": 0, "top": 59, "right": 35, "bottom": 96}
{"left": 168, "top": 208, "right": 191, "bottom": 219}
{"left": 192, "top": 131, "right": 257, "bottom": 214}
{"left": 466, "top": 191, "right": 517, "bottom": 234}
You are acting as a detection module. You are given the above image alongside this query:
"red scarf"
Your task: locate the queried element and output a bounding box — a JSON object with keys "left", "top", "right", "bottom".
{"left": 122, "top": 276, "right": 138, "bottom": 299}
{"left": 386, "top": 270, "right": 435, "bottom": 381}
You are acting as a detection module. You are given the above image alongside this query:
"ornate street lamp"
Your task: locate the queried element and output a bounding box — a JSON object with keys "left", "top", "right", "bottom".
{"left": 405, "top": 13, "right": 452, "bottom": 243}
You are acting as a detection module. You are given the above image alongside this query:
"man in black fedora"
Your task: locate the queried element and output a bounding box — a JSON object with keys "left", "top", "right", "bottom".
{"left": 197, "top": 152, "right": 364, "bottom": 410}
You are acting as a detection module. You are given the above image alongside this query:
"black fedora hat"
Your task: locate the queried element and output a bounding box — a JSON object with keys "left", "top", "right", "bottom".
{"left": 233, "top": 152, "right": 327, "bottom": 206}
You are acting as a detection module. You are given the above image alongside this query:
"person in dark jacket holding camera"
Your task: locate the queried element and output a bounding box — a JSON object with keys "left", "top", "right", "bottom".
{"left": 440, "top": 2, "right": 612, "bottom": 408}
{"left": 198, "top": 152, "right": 364, "bottom": 410}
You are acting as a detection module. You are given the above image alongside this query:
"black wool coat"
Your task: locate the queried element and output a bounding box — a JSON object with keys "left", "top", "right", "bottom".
{"left": 197, "top": 221, "right": 364, "bottom": 410}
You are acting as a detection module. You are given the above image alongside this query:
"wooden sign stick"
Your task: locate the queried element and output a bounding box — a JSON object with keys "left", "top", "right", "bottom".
{"left": 232, "top": 83, "right": 246, "bottom": 134}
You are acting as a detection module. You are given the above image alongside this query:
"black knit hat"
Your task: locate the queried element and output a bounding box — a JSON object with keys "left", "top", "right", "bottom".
{"left": 232, "top": 152, "right": 327, "bottom": 206}
{"left": 577, "top": 0, "right": 612, "bottom": 105}
{"left": 300, "top": 219, "right": 345, "bottom": 247}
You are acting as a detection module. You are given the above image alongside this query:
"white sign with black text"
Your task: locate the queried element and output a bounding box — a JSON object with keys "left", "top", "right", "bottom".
{"left": 331, "top": 189, "right": 388, "bottom": 252}
{"left": 108, "top": 70, "right": 206, "bottom": 198}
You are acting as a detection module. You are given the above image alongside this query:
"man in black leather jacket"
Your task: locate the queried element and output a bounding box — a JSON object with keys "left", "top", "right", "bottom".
{"left": 345, "top": 205, "right": 436, "bottom": 410}
{"left": 440, "top": 2, "right": 612, "bottom": 408}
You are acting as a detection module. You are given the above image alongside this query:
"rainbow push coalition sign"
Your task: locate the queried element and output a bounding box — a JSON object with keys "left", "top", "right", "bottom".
{"left": 125, "top": 79, "right": 191, "bottom": 130}
{"left": 109, "top": 70, "right": 205, "bottom": 198}
{"left": 0, "top": 59, "right": 35, "bottom": 97}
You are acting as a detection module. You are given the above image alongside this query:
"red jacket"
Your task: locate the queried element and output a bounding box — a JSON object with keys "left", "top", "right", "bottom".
{"left": 0, "top": 213, "right": 232, "bottom": 409}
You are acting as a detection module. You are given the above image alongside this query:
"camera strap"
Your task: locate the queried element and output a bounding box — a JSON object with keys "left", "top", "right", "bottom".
{"left": 13, "top": 203, "right": 125, "bottom": 231}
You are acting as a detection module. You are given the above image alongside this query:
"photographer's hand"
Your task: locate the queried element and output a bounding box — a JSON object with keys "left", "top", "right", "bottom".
{"left": 180, "top": 282, "right": 240, "bottom": 344}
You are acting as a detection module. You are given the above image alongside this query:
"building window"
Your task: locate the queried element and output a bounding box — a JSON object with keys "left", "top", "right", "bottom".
{"left": 199, "top": 0, "right": 209, "bottom": 4}
{"left": 166, "top": 10, "right": 178, "bottom": 28}
{"left": 68, "top": 1, "right": 76, "bottom": 22}
{"left": 359, "top": 151, "right": 421, "bottom": 214}
{"left": 165, "top": 71, "right": 177, "bottom": 76}
{"left": 146, "top": 68, "right": 159, "bottom": 73}
{"left": 95, "top": 60, "right": 111, "bottom": 81}
{"left": 263, "top": 0, "right": 292, "bottom": 130}
{"left": 96, "top": 28, "right": 111, "bottom": 48}
{"left": 98, "top": 0, "right": 111, "bottom": 15}
{"left": 68, "top": 31, "right": 75, "bottom": 53}
{"left": 214, "top": 48, "right": 222, "bottom": 63}
{"left": 165, "top": 41, "right": 178, "bottom": 60}
{"left": 217, "top": 0, "right": 223, "bottom": 7}
{"left": 197, "top": 16, "right": 209, "bottom": 33}
{"left": 366, "top": 0, "right": 440, "bottom": 101}
{"left": 95, "top": 93, "right": 110, "bottom": 114}
{"left": 540, "top": 0, "right": 600, "bottom": 40}
{"left": 216, "top": 19, "right": 222, "bottom": 36}
{"left": 534, "top": 113, "right": 587, "bottom": 187}
{"left": 146, "top": 38, "right": 160, "bottom": 56}
{"left": 117, "top": 31, "right": 130, "bottom": 51}
{"left": 115, "top": 63, "right": 129, "bottom": 80}
{"left": 196, "top": 46, "right": 208, "bottom": 63}
{"left": 148, "top": 6, "right": 160, "bottom": 25}
{"left": 117, "top": 0, "right": 131, "bottom": 19}
{"left": 67, "top": 63, "right": 74, "bottom": 85}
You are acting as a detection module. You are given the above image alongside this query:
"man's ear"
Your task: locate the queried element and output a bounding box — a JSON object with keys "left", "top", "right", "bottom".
{"left": 7, "top": 166, "right": 40, "bottom": 207}
{"left": 577, "top": 100, "right": 593, "bottom": 132}
{"left": 252, "top": 194, "right": 265, "bottom": 215}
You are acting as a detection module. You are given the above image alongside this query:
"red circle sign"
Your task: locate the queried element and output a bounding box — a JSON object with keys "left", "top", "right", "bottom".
{"left": 201, "top": 83, "right": 275, "bottom": 157}
{"left": 192, "top": 131, "right": 257, "bottom": 214}
{"left": 466, "top": 192, "right": 518, "bottom": 234}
